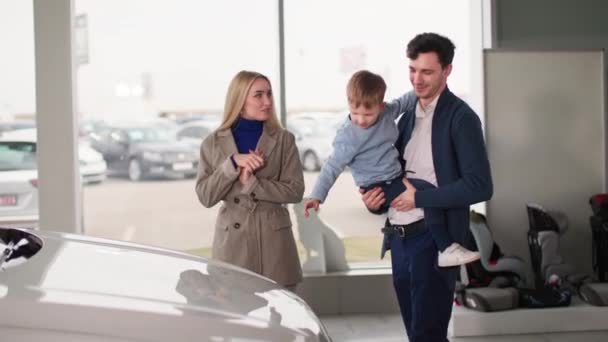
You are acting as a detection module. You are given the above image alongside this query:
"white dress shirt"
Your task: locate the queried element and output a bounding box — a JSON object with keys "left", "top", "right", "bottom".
{"left": 388, "top": 94, "right": 439, "bottom": 225}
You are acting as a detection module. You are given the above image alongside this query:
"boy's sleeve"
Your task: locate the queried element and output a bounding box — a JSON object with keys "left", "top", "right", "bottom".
{"left": 383, "top": 90, "right": 417, "bottom": 120}
{"left": 309, "top": 125, "right": 359, "bottom": 203}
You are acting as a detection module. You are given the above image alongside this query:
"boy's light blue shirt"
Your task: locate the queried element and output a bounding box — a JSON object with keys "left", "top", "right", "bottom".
{"left": 309, "top": 91, "right": 417, "bottom": 203}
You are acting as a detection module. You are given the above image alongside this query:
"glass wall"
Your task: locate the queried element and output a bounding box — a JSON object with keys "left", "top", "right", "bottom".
{"left": 2, "top": 0, "right": 482, "bottom": 269}
{"left": 284, "top": 0, "right": 479, "bottom": 266}
{"left": 76, "top": 0, "right": 279, "bottom": 253}
{"left": 0, "top": 1, "right": 38, "bottom": 228}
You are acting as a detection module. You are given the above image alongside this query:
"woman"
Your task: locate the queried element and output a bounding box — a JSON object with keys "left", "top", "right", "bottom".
{"left": 195, "top": 70, "right": 304, "bottom": 288}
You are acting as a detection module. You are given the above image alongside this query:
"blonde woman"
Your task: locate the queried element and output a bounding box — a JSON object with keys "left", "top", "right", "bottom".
{"left": 195, "top": 70, "right": 304, "bottom": 289}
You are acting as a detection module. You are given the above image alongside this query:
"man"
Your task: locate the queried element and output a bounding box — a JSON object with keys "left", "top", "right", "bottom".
{"left": 362, "top": 33, "right": 493, "bottom": 341}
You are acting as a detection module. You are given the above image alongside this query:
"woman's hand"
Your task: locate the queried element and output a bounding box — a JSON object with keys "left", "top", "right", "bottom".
{"left": 233, "top": 150, "right": 264, "bottom": 172}
{"left": 239, "top": 165, "right": 253, "bottom": 185}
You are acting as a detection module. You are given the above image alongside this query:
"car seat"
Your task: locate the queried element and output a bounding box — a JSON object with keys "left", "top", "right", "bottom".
{"left": 468, "top": 210, "right": 528, "bottom": 287}
{"left": 589, "top": 194, "right": 608, "bottom": 282}
{"left": 526, "top": 203, "right": 575, "bottom": 288}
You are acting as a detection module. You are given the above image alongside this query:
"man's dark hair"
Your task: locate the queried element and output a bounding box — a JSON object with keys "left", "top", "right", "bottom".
{"left": 406, "top": 33, "right": 455, "bottom": 68}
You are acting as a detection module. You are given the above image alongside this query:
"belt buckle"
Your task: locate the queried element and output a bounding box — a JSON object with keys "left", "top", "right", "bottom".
{"left": 396, "top": 226, "right": 405, "bottom": 238}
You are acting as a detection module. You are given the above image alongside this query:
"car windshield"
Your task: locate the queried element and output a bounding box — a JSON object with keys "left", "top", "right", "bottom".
{"left": 0, "top": 142, "right": 37, "bottom": 171}
{"left": 126, "top": 127, "right": 172, "bottom": 142}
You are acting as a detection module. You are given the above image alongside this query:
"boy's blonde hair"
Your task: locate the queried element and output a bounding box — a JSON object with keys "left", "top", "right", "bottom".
{"left": 218, "top": 70, "right": 282, "bottom": 131}
{"left": 346, "top": 70, "right": 386, "bottom": 109}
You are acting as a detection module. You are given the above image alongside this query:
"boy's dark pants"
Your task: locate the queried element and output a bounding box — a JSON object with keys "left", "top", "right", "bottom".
{"left": 361, "top": 176, "right": 452, "bottom": 251}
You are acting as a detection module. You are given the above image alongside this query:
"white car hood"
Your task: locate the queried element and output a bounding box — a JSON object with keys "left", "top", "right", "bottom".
{"left": 78, "top": 144, "right": 105, "bottom": 163}
{"left": 0, "top": 229, "right": 329, "bottom": 341}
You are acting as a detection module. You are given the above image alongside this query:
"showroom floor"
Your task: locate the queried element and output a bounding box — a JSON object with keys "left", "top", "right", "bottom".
{"left": 320, "top": 314, "right": 608, "bottom": 342}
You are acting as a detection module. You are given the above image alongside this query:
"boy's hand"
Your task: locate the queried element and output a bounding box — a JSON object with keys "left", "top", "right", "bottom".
{"left": 303, "top": 199, "right": 320, "bottom": 218}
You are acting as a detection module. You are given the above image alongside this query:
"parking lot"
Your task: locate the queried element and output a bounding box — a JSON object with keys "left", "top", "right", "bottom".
{"left": 83, "top": 171, "right": 386, "bottom": 253}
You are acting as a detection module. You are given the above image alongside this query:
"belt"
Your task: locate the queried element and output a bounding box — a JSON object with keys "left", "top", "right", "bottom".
{"left": 381, "top": 219, "right": 426, "bottom": 238}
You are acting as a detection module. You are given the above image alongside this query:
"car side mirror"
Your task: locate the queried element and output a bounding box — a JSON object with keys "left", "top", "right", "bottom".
{"left": 0, "top": 228, "right": 43, "bottom": 271}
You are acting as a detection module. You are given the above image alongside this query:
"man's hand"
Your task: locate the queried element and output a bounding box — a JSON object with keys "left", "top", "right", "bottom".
{"left": 391, "top": 178, "right": 416, "bottom": 211}
{"left": 303, "top": 199, "right": 321, "bottom": 218}
{"left": 360, "top": 187, "right": 385, "bottom": 211}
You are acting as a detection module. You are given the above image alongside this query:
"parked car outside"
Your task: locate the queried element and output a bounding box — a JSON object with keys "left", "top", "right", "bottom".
{"left": 1, "top": 129, "right": 107, "bottom": 185}
{"left": 0, "top": 130, "right": 108, "bottom": 227}
{"left": 0, "top": 140, "right": 38, "bottom": 227}
{"left": 0, "top": 120, "right": 36, "bottom": 137}
{"left": 0, "top": 227, "right": 332, "bottom": 341}
{"left": 174, "top": 113, "right": 222, "bottom": 125}
{"left": 287, "top": 113, "right": 343, "bottom": 171}
{"left": 90, "top": 123, "right": 199, "bottom": 181}
{"left": 174, "top": 119, "right": 221, "bottom": 153}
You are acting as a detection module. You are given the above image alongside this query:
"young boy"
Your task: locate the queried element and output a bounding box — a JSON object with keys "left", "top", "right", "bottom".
{"left": 303, "top": 70, "right": 479, "bottom": 267}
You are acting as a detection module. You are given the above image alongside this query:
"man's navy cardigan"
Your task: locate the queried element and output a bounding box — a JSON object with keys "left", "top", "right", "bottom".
{"left": 380, "top": 86, "right": 493, "bottom": 250}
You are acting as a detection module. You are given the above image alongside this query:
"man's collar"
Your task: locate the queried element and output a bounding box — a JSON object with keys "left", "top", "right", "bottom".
{"left": 416, "top": 94, "right": 440, "bottom": 118}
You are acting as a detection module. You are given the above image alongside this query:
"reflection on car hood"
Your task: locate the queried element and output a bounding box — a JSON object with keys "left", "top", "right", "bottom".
{"left": 0, "top": 169, "right": 37, "bottom": 182}
{"left": 131, "top": 141, "right": 192, "bottom": 153}
{"left": 0, "top": 228, "right": 329, "bottom": 341}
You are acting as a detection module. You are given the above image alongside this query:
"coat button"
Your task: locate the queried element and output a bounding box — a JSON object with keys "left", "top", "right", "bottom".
{"left": 234, "top": 223, "right": 240, "bottom": 229}
{"left": 234, "top": 198, "right": 240, "bottom": 204}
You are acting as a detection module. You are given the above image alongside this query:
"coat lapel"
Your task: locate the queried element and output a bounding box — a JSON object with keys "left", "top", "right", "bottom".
{"left": 217, "top": 128, "right": 239, "bottom": 158}
{"left": 256, "top": 123, "right": 277, "bottom": 158}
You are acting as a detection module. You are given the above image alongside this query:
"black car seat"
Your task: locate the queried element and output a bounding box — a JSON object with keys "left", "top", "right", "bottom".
{"left": 526, "top": 203, "right": 575, "bottom": 288}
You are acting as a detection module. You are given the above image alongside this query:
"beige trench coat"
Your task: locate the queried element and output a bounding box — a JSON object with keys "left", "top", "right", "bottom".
{"left": 195, "top": 123, "right": 304, "bottom": 286}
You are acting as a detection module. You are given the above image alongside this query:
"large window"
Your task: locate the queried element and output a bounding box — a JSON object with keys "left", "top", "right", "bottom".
{"left": 0, "top": 1, "right": 37, "bottom": 228}
{"left": 284, "top": 0, "right": 480, "bottom": 266}
{"left": 76, "top": 0, "right": 279, "bottom": 252}
{"left": 1, "top": 0, "right": 483, "bottom": 270}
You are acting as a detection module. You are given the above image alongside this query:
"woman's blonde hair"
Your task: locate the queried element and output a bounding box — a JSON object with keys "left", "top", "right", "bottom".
{"left": 218, "top": 70, "right": 282, "bottom": 131}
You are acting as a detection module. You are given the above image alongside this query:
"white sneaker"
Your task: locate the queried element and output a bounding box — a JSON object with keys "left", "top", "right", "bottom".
{"left": 438, "top": 243, "right": 480, "bottom": 267}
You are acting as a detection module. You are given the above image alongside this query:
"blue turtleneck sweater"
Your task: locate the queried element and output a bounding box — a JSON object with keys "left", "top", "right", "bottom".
{"left": 232, "top": 117, "right": 263, "bottom": 153}
{"left": 230, "top": 117, "right": 263, "bottom": 169}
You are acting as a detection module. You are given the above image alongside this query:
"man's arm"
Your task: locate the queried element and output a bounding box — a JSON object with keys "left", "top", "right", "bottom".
{"left": 415, "top": 111, "right": 493, "bottom": 208}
